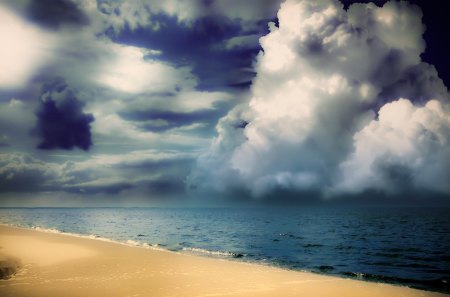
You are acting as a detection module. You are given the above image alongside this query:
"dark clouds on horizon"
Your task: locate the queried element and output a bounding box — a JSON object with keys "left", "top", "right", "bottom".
{"left": 0, "top": 0, "right": 449, "bottom": 206}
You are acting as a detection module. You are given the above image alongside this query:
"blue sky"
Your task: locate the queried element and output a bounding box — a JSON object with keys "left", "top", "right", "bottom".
{"left": 0, "top": 0, "right": 449, "bottom": 206}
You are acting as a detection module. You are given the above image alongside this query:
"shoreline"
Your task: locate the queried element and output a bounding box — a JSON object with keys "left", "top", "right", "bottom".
{"left": 1, "top": 225, "right": 448, "bottom": 297}
{"left": 1, "top": 223, "right": 446, "bottom": 292}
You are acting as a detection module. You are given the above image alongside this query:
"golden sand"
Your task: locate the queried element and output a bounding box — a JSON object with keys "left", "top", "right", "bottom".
{"left": 0, "top": 225, "right": 447, "bottom": 297}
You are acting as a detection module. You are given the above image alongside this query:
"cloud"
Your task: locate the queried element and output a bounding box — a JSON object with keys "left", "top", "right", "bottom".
{"left": 190, "top": 0, "right": 450, "bottom": 199}
{"left": 96, "top": 44, "right": 197, "bottom": 94}
{"left": 94, "top": 0, "right": 280, "bottom": 90}
{"left": 85, "top": 86, "right": 234, "bottom": 151}
{"left": 109, "top": 13, "right": 260, "bottom": 89}
{"left": 0, "top": 5, "right": 55, "bottom": 89}
{"left": 64, "top": 151, "right": 193, "bottom": 197}
{"left": 0, "top": 153, "right": 61, "bottom": 192}
{"left": 35, "top": 79, "right": 94, "bottom": 151}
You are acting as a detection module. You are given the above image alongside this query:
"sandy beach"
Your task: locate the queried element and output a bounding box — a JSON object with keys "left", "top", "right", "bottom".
{"left": 0, "top": 225, "right": 447, "bottom": 297}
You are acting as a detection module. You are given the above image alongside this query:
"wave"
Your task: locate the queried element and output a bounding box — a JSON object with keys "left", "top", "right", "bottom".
{"left": 181, "top": 247, "right": 245, "bottom": 258}
{"left": 31, "top": 226, "right": 126, "bottom": 244}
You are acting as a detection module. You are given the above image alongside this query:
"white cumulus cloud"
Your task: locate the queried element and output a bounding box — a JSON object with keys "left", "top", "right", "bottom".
{"left": 190, "top": 0, "right": 450, "bottom": 199}
{"left": 334, "top": 99, "right": 450, "bottom": 195}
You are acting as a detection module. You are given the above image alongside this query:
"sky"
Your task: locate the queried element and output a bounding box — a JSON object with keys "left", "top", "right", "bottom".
{"left": 0, "top": 0, "right": 449, "bottom": 206}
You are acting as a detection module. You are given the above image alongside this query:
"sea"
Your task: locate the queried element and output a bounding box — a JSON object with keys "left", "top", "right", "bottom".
{"left": 0, "top": 206, "right": 449, "bottom": 293}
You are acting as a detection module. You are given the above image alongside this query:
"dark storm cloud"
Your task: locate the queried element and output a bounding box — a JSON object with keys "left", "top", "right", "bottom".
{"left": 0, "top": 151, "right": 192, "bottom": 198}
{"left": 0, "top": 169, "right": 50, "bottom": 192}
{"left": 60, "top": 158, "right": 191, "bottom": 196}
{"left": 0, "top": 153, "right": 59, "bottom": 193}
{"left": 116, "top": 157, "right": 193, "bottom": 172}
{"left": 27, "top": 0, "right": 89, "bottom": 30}
{"left": 64, "top": 182, "right": 133, "bottom": 195}
{"left": 109, "top": 13, "right": 268, "bottom": 90}
{"left": 70, "top": 153, "right": 192, "bottom": 196}
{"left": 118, "top": 107, "right": 227, "bottom": 133}
{"left": 64, "top": 176, "right": 186, "bottom": 197}
{"left": 35, "top": 80, "right": 94, "bottom": 151}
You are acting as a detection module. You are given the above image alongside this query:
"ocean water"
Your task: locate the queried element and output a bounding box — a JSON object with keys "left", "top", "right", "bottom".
{"left": 0, "top": 207, "right": 449, "bottom": 293}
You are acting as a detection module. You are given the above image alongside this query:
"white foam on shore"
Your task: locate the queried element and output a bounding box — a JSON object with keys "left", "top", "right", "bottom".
{"left": 0, "top": 224, "right": 240, "bottom": 259}
{"left": 1, "top": 224, "right": 245, "bottom": 259}
{"left": 32, "top": 226, "right": 123, "bottom": 244}
{"left": 0, "top": 223, "right": 174, "bottom": 254}
{"left": 182, "top": 247, "right": 242, "bottom": 258}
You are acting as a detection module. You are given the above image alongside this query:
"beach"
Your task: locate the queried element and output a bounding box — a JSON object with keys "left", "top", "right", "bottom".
{"left": 0, "top": 225, "right": 447, "bottom": 297}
